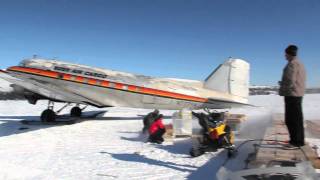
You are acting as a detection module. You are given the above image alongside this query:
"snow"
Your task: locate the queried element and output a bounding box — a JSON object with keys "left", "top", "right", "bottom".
{"left": 249, "top": 85, "right": 276, "bottom": 88}
{"left": 0, "top": 94, "right": 320, "bottom": 179}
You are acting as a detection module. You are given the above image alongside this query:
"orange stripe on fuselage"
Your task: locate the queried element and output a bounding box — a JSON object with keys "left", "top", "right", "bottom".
{"left": 101, "top": 81, "right": 109, "bottom": 87}
{"left": 74, "top": 76, "right": 84, "bottom": 82}
{"left": 127, "top": 85, "right": 137, "bottom": 91}
{"left": 87, "top": 79, "right": 96, "bottom": 85}
{"left": 115, "top": 83, "right": 123, "bottom": 89}
{"left": 141, "top": 87, "right": 206, "bottom": 102}
{"left": 7, "top": 66, "right": 208, "bottom": 103}
{"left": 62, "top": 74, "right": 72, "bottom": 80}
{"left": 9, "top": 66, "right": 59, "bottom": 78}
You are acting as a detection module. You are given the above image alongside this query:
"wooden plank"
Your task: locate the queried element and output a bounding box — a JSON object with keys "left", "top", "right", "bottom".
{"left": 248, "top": 113, "right": 320, "bottom": 169}
{"left": 275, "top": 149, "right": 302, "bottom": 161}
{"left": 300, "top": 144, "right": 320, "bottom": 169}
{"left": 255, "top": 149, "right": 276, "bottom": 160}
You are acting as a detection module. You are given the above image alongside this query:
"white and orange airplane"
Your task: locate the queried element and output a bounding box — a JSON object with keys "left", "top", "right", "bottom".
{"left": 0, "top": 57, "right": 250, "bottom": 122}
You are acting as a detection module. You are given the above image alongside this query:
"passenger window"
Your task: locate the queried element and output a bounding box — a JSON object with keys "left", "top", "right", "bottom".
{"left": 72, "top": 69, "right": 83, "bottom": 74}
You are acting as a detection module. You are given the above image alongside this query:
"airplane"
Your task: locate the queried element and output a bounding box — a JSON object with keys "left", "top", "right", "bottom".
{"left": 0, "top": 57, "right": 250, "bottom": 122}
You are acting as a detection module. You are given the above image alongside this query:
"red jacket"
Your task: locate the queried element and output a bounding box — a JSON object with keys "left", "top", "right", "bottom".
{"left": 149, "top": 118, "right": 165, "bottom": 135}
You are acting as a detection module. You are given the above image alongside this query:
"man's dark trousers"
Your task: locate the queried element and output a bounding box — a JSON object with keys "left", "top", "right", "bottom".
{"left": 284, "top": 96, "right": 305, "bottom": 146}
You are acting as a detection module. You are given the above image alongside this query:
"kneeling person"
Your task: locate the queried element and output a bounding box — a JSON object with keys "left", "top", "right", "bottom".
{"left": 148, "top": 114, "right": 166, "bottom": 144}
{"left": 142, "top": 109, "right": 159, "bottom": 134}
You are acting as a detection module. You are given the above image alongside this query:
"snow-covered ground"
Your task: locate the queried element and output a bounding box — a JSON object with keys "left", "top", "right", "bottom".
{"left": 0, "top": 94, "right": 319, "bottom": 179}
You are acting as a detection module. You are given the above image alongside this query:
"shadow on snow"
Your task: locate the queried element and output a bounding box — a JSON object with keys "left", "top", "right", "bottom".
{"left": 101, "top": 151, "right": 197, "bottom": 172}
{"left": 0, "top": 111, "right": 143, "bottom": 137}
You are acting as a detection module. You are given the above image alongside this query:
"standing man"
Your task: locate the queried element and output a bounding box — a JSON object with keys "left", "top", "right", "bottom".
{"left": 279, "top": 45, "right": 306, "bottom": 148}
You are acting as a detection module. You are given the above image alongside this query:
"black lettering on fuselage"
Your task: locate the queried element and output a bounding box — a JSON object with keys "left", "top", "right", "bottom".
{"left": 54, "top": 66, "right": 70, "bottom": 72}
{"left": 54, "top": 66, "right": 107, "bottom": 79}
{"left": 72, "top": 69, "right": 83, "bottom": 74}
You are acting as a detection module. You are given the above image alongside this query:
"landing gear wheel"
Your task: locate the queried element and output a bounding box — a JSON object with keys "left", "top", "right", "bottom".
{"left": 70, "top": 107, "right": 82, "bottom": 117}
{"left": 41, "top": 109, "right": 56, "bottom": 122}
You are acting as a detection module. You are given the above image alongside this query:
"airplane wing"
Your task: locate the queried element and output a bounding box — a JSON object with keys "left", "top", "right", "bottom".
{"left": 206, "top": 98, "right": 254, "bottom": 109}
{"left": 0, "top": 69, "right": 104, "bottom": 107}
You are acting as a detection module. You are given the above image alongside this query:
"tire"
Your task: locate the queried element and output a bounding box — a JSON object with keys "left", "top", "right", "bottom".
{"left": 41, "top": 109, "right": 56, "bottom": 122}
{"left": 70, "top": 107, "right": 82, "bottom": 117}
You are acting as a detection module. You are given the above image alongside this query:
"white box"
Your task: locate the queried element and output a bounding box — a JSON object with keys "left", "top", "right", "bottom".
{"left": 172, "top": 111, "right": 192, "bottom": 137}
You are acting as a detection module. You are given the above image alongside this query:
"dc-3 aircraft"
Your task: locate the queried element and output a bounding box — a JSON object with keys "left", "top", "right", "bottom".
{"left": 0, "top": 57, "right": 250, "bottom": 122}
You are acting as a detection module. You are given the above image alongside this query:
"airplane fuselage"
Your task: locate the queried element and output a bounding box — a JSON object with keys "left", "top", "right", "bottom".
{"left": 1, "top": 58, "right": 249, "bottom": 110}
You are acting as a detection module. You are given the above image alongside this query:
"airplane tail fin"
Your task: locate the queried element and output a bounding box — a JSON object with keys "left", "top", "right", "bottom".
{"left": 204, "top": 58, "right": 250, "bottom": 99}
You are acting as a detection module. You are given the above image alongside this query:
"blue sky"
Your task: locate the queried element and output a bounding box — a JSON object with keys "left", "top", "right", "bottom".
{"left": 0, "top": 0, "right": 319, "bottom": 87}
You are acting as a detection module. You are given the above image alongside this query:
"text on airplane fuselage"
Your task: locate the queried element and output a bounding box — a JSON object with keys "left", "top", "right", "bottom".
{"left": 53, "top": 66, "right": 108, "bottom": 79}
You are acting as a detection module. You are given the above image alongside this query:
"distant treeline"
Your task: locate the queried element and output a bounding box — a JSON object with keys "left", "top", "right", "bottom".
{"left": 250, "top": 87, "right": 320, "bottom": 95}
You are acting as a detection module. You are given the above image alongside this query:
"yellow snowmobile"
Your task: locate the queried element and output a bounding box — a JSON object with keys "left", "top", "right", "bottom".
{"left": 190, "top": 111, "right": 236, "bottom": 157}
